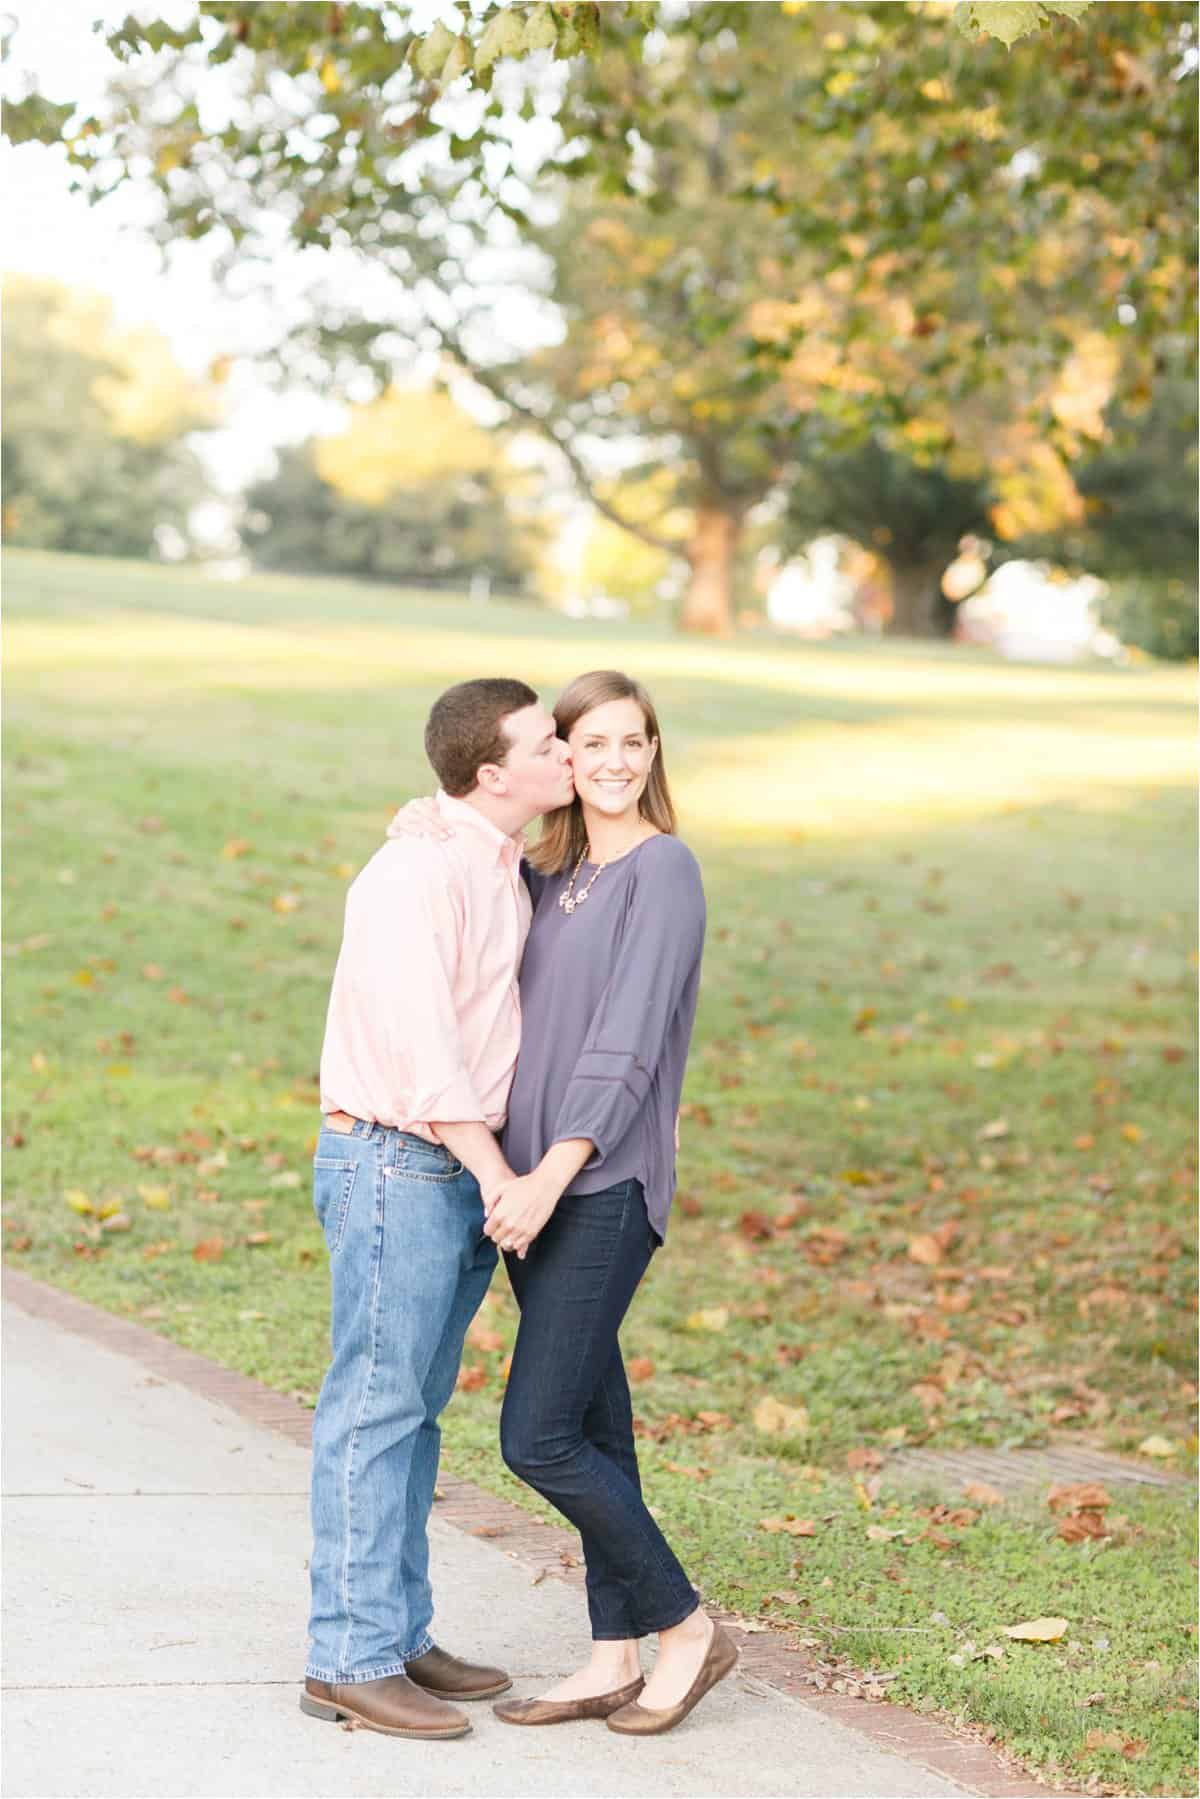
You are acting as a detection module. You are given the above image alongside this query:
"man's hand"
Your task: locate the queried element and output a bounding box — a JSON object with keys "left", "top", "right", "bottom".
{"left": 483, "top": 1170, "right": 561, "bottom": 1260}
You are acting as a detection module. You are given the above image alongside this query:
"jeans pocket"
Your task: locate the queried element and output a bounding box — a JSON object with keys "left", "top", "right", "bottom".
{"left": 313, "top": 1157, "right": 359, "bottom": 1254}
{"left": 394, "top": 1141, "right": 464, "bottom": 1183}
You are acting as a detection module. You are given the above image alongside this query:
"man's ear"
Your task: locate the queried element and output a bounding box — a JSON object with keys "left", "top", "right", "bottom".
{"left": 476, "top": 762, "right": 509, "bottom": 796}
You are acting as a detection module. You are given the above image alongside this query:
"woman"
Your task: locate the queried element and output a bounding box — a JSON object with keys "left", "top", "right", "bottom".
{"left": 395, "top": 669, "right": 734, "bottom": 1735}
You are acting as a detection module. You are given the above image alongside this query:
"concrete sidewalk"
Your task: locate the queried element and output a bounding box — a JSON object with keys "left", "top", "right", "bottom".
{"left": 3, "top": 1295, "right": 993, "bottom": 1799}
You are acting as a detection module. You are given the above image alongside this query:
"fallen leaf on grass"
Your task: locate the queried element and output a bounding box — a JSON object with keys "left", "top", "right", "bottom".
{"left": 846, "top": 1447, "right": 884, "bottom": 1472}
{"left": 977, "top": 1118, "right": 1010, "bottom": 1141}
{"left": 802, "top": 1227, "right": 849, "bottom": 1265}
{"left": 753, "top": 1396, "right": 808, "bottom": 1436}
{"left": 192, "top": 1237, "right": 225, "bottom": 1263}
{"left": 221, "top": 839, "right": 252, "bottom": 860}
{"left": 64, "top": 1190, "right": 95, "bottom": 1215}
{"left": 962, "top": 1480, "right": 1005, "bottom": 1506}
{"left": 663, "top": 1462, "right": 711, "bottom": 1480}
{"left": 1058, "top": 1512, "right": 1109, "bottom": 1543}
{"left": 866, "top": 1525, "right": 905, "bottom": 1542}
{"left": 1137, "top": 1435, "right": 1176, "bottom": 1457}
{"left": 1047, "top": 1482, "right": 1110, "bottom": 1514}
{"left": 138, "top": 1185, "right": 172, "bottom": 1210}
{"left": 627, "top": 1356, "right": 656, "bottom": 1382}
{"left": 272, "top": 892, "right": 300, "bottom": 914}
{"left": 244, "top": 1232, "right": 272, "bottom": 1248}
{"left": 1004, "top": 1617, "right": 1068, "bottom": 1643}
{"left": 99, "top": 1212, "right": 132, "bottom": 1234}
{"left": 908, "top": 1233, "right": 944, "bottom": 1267}
{"left": 466, "top": 1323, "right": 505, "bottom": 1354}
{"left": 759, "top": 1516, "right": 817, "bottom": 1536}
{"left": 456, "top": 1364, "right": 487, "bottom": 1392}
{"left": 685, "top": 1306, "right": 729, "bottom": 1333}
{"left": 738, "top": 1210, "right": 774, "bottom": 1241}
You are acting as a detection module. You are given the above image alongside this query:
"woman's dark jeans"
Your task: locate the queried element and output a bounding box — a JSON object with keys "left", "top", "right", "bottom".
{"left": 500, "top": 1178, "right": 699, "bottom": 1640}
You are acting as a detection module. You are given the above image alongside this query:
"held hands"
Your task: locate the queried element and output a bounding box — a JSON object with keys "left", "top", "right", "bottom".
{"left": 482, "top": 1169, "right": 561, "bottom": 1259}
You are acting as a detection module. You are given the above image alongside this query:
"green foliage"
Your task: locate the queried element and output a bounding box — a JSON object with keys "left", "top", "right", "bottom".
{"left": 1, "top": 279, "right": 213, "bottom": 559}
{"left": 1100, "top": 579, "right": 1198, "bottom": 662}
{"left": 783, "top": 438, "right": 993, "bottom": 635}
{"left": 5, "top": 5, "right": 1191, "bottom": 634}
{"left": 3, "top": 547, "right": 1195, "bottom": 1793}
{"left": 244, "top": 442, "right": 538, "bottom": 589}
{"left": 955, "top": 2, "right": 1093, "bottom": 49}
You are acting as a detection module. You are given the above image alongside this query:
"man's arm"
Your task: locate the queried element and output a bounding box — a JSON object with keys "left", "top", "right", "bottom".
{"left": 343, "top": 843, "right": 510, "bottom": 1187}
{"left": 434, "top": 1120, "right": 513, "bottom": 1200}
{"left": 482, "top": 1136, "right": 594, "bottom": 1257}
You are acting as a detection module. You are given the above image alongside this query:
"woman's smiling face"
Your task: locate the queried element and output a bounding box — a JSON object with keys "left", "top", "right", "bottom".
{"left": 567, "top": 697, "right": 658, "bottom": 822}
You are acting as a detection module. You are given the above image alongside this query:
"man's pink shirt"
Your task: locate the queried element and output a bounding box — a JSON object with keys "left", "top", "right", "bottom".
{"left": 318, "top": 791, "right": 532, "bottom": 1142}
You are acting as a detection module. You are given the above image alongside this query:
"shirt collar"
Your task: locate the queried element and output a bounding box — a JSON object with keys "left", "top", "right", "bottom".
{"left": 435, "top": 789, "right": 524, "bottom": 868}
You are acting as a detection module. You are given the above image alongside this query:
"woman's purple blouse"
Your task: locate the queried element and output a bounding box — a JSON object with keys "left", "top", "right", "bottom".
{"left": 502, "top": 834, "right": 706, "bottom": 1241}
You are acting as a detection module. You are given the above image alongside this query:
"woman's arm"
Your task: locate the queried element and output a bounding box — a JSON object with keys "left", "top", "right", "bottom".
{"left": 483, "top": 1137, "right": 593, "bottom": 1257}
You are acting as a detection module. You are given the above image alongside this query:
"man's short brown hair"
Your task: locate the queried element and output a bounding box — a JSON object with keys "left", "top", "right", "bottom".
{"left": 424, "top": 678, "right": 539, "bottom": 797}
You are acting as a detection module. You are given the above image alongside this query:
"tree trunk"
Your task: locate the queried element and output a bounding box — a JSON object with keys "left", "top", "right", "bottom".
{"left": 681, "top": 504, "right": 740, "bottom": 635}
{"left": 887, "top": 559, "right": 949, "bottom": 638}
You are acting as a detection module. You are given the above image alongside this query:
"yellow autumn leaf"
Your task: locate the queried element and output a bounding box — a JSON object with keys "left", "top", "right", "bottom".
{"left": 753, "top": 1395, "right": 809, "bottom": 1437}
{"left": 1119, "top": 1122, "right": 1144, "bottom": 1143}
{"left": 65, "top": 1189, "right": 95, "bottom": 1215}
{"left": 221, "top": 839, "right": 252, "bottom": 860}
{"left": 272, "top": 892, "right": 300, "bottom": 914}
{"left": 1004, "top": 1617, "right": 1069, "bottom": 1643}
{"left": 1137, "top": 1435, "right": 1175, "bottom": 1458}
{"left": 96, "top": 1198, "right": 125, "bottom": 1220}
{"left": 685, "top": 1307, "right": 729, "bottom": 1333}
{"left": 138, "top": 1184, "right": 172, "bottom": 1211}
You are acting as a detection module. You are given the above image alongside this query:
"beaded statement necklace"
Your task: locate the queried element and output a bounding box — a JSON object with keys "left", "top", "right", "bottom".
{"left": 557, "top": 849, "right": 606, "bottom": 916}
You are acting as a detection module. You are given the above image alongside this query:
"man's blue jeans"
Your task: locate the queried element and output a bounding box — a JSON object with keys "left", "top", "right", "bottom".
{"left": 305, "top": 1119, "right": 496, "bottom": 1683}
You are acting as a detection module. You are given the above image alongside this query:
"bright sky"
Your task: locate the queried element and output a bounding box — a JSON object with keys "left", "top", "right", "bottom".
{"left": 2, "top": 0, "right": 383, "bottom": 489}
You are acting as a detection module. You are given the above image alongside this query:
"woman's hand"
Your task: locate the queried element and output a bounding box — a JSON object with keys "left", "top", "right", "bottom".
{"left": 483, "top": 1170, "right": 561, "bottom": 1259}
{"left": 387, "top": 796, "right": 452, "bottom": 842}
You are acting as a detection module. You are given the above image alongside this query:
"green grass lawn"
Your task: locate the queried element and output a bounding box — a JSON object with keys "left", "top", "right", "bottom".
{"left": 5, "top": 547, "right": 1196, "bottom": 1794}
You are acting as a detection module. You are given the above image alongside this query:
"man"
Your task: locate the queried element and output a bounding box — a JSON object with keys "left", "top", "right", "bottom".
{"left": 301, "top": 678, "right": 574, "bottom": 1741}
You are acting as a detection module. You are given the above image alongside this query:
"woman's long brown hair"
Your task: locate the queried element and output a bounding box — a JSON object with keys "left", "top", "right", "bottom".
{"left": 527, "top": 670, "right": 678, "bottom": 874}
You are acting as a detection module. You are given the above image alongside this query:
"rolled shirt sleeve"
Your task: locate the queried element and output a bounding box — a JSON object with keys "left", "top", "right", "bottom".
{"left": 550, "top": 841, "right": 706, "bottom": 1160}
{"left": 329, "top": 843, "right": 486, "bottom": 1126}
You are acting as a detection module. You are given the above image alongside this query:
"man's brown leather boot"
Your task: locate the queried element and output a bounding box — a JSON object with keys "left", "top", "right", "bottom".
{"left": 300, "top": 1674, "right": 470, "bottom": 1739}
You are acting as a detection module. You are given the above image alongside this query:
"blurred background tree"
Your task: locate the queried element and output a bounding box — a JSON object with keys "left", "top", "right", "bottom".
{"left": 243, "top": 386, "right": 541, "bottom": 588}
{"left": 1, "top": 277, "right": 215, "bottom": 558}
{"left": 4, "top": 2, "right": 1194, "bottom": 646}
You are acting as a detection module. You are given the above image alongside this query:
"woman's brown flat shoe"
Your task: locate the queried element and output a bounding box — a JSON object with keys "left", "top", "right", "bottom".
{"left": 493, "top": 1676, "right": 645, "bottom": 1726}
{"left": 606, "top": 1623, "right": 738, "bottom": 1736}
